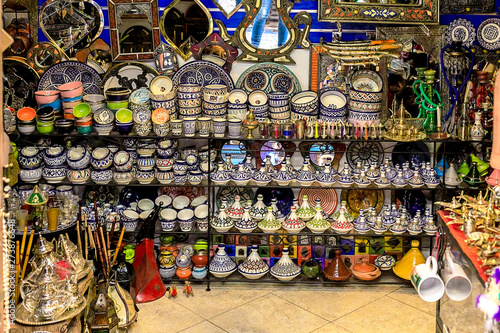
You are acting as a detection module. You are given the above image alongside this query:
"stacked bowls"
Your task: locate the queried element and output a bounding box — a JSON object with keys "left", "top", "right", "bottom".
{"left": 66, "top": 146, "right": 91, "bottom": 184}
{"left": 152, "top": 108, "right": 170, "bottom": 136}
{"left": 113, "top": 150, "right": 134, "bottom": 185}
{"left": 36, "top": 106, "right": 55, "bottom": 134}
{"left": 291, "top": 90, "right": 319, "bottom": 123}
{"left": 319, "top": 88, "right": 348, "bottom": 123}
{"left": 248, "top": 90, "right": 268, "bottom": 122}
{"left": 105, "top": 87, "right": 131, "bottom": 113}
{"left": 90, "top": 147, "right": 114, "bottom": 185}
{"left": 18, "top": 147, "right": 43, "bottom": 183}
{"left": 83, "top": 94, "right": 106, "bottom": 113}
{"left": 129, "top": 87, "right": 150, "bottom": 111}
{"left": 42, "top": 146, "right": 67, "bottom": 184}
{"left": 227, "top": 89, "right": 248, "bottom": 121}
{"left": 348, "top": 69, "right": 383, "bottom": 127}
{"left": 268, "top": 92, "right": 290, "bottom": 124}
{"left": 151, "top": 76, "right": 177, "bottom": 119}
{"left": 133, "top": 105, "right": 152, "bottom": 136}
{"left": 115, "top": 108, "right": 133, "bottom": 135}
{"left": 72, "top": 103, "right": 92, "bottom": 134}
{"left": 93, "top": 107, "right": 115, "bottom": 135}
{"left": 35, "top": 90, "right": 62, "bottom": 119}
{"left": 59, "top": 81, "right": 83, "bottom": 119}
{"left": 55, "top": 118, "right": 74, "bottom": 134}
{"left": 16, "top": 107, "right": 36, "bottom": 135}
{"left": 178, "top": 84, "right": 202, "bottom": 119}
{"left": 202, "top": 84, "right": 227, "bottom": 119}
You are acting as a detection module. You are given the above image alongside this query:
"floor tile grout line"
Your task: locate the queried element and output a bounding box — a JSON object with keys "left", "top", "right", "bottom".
{"left": 204, "top": 290, "right": 275, "bottom": 320}
{"left": 206, "top": 319, "right": 231, "bottom": 333}
{"left": 385, "top": 293, "right": 436, "bottom": 316}
{"left": 270, "top": 292, "right": 333, "bottom": 322}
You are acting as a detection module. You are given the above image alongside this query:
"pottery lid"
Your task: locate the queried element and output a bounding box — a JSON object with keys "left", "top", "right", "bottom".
{"left": 353, "top": 259, "right": 376, "bottom": 273}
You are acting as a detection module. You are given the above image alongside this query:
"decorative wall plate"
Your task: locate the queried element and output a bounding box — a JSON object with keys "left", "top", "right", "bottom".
{"left": 350, "top": 69, "right": 383, "bottom": 92}
{"left": 153, "top": 42, "right": 178, "bottom": 75}
{"left": 171, "top": 60, "right": 234, "bottom": 90}
{"left": 236, "top": 62, "right": 301, "bottom": 95}
{"left": 298, "top": 189, "right": 338, "bottom": 215}
{"left": 345, "top": 141, "right": 383, "bottom": 168}
{"left": 101, "top": 61, "right": 158, "bottom": 92}
{"left": 255, "top": 187, "right": 294, "bottom": 216}
{"left": 38, "top": 60, "right": 101, "bottom": 94}
{"left": 3, "top": 57, "right": 39, "bottom": 110}
{"left": 216, "top": 187, "right": 254, "bottom": 209}
{"left": 477, "top": 18, "right": 500, "bottom": 51}
{"left": 445, "top": 18, "right": 476, "bottom": 47}
{"left": 39, "top": 0, "right": 104, "bottom": 57}
{"left": 190, "top": 33, "right": 238, "bottom": 73}
{"left": 26, "top": 42, "right": 63, "bottom": 74}
{"left": 340, "top": 189, "right": 384, "bottom": 219}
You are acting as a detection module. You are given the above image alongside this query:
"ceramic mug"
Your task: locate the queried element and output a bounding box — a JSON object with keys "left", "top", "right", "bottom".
{"left": 410, "top": 256, "right": 445, "bottom": 302}
{"left": 183, "top": 117, "right": 197, "bottom": 137}
{"left": 228, "top": 118, "right": 242, "bottom": 138}
{"left": 442, "top": 250, "right": 472, "bottom": 301}
{"left": 213, "top": 118, "right": 226, "bottom": 138}
{"left": 171, "top": 119, "right": 183, "bottom": 136}
{"left": 198, "top": 117, "right": 211, "bottom": 137}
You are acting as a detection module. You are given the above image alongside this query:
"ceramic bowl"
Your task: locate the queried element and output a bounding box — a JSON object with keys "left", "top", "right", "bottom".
{"left": 37, "top": 123, "right": 54, "bottom": 134}
{"left": 76, "top": 125, "right": 92, "bottom": 134}
{"left": 107, "top": 100, "right": 129, "bottom": 111}
{"left": 178, "top": 84, "right": 201, "bottom": 93}
{"left": 67, "top": 167, "right": 91, "bottom": 184}
{"left": 134, "top": 123, "right": 152, "bottom": 136}
{"left": 156, "top": 170, "right": 173, "bottom": 184}
{"left": 228, "top": 89, "right": 248, "bottom": 104}
{"left": 90, "top": 168, "right": 113, "bottom": 185}
{"left": 35, "top": 90, "right": 60, "bottom": 105}
{"left": 55, "top": 119, "right": 74, "bottom": 133}
{"left": 36, "top": 106, "right": 54, "bottom": 118}
{"left": 248, "top": 90, "right": 268, "bottom": 106}
{"left": 150, "top": 89, "right": 176, "bottom": 101}
{"left": 155, "top": 158, "right": 174, "bottom": 171}
{"left": 93, "top": 108, "right": 114, "bottom": 125}
{"left": 348, "top": 100, "right": 381, "bottom": 112}
{"left": 94, "top": 123, "right": 113, "bottom": 135}
{"left": 42, "top": 166, "right": 66, "bottom": 184}
{"left": 58, "top": 81, "right": 83, "bottom": 99}
{"left": 151, "top": 98, "right": 175, "bottom": 110}
{"left": 66, "top": 146, "right": 90, "bottom": 169}
{"left": 113, "top": 151, "right": 133, "bottom": 171}
{"left": 160, "top": 207, "right": 177, "bottom": 222}
{"left": 18, "top": 124, "right": 36, "bottom": 135}
{"left": 17, "top": 107, "right": 37, "bottom": 122}
{"left": 116, "top": 122, "right": 134, "bottom": 135}
{"left": 20, "top": 166, "right": 43, "bottom": 183}
{"left": 249, "top": 104, "right": 268, "bottom": 114}
{"left": 83, "top": 94, "right": 106, "bottom": 104}
{"left": 178, "top": 98, "right": 202, "bottom": 108}
{"left": 43, "top": 146, "right": 66, "bottom": 166}
{"left": 179, "top": 106, "right": 202, "bottom": 117}
{"left": 177, "top": 91, "right": 201, "bottom": 100}
{"left": 172, "top": 195, "right": 190, "bottom": 210}
{"left": 129, "top": 87, "right": 150, "bottom": 105}
{"left": 348, "top": 89, "right": 383, "bottom": 104}
{"left": 268, "top": 92, "right": 289, "bottom": 107}
{"left": 105, "top": 87, "right": 131, "bottom": 101}
{"left": 113, "top": 170, "right": 133, "bottom": 185}
{"left": 72, "top": 103, "right": 91, "bottom": 118}
{"left": 155, "top": 194, "right": 173, "bottom": 207}
{"left": 19, "top": 147, "right": 42, "bottom": 168}
{"left": 291, "top": 90, "right": 318, "bottom": 115}
{"left": 350, "top": 69, "right": 383, "bottom": 92}
{"left": 91, "top": 148, "right": 113, "bottom": 170}
{"left": 122, "top": 209, "right": 139, "bottom": 222}
{"left": 148, "top": 75, "right": 173, "bottom": 95}
{"left": 116, "top": 108, "right": 133, "bottom": 123}
{"left": 152, "top": 108, "right": 170, "bottom": 125}
{"left": 320, "top": 89, "right": 347, "bottom": 111}
{"left": 135, "top": 169, "right": 155, "bottom": 184}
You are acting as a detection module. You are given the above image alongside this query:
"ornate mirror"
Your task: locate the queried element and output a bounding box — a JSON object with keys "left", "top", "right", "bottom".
{"left": 191, "top": 33, "right": 238, "bottom": 73}
{"left": 211, "top": 0, "right": 242, "bottom": 18}
{"left": 39, "top": 0, "right": 104, "bottom": 57}
{"left": 108, "top": 0, "right": 160, "bottom": 61}
{"left": 3, "top": 1, "right": 38, "bottom": 57}
{"left": 221, "top": 140, "right": 247, "bottom": 165}
{"left": 318, "top": 0, "right": 438, "bottom": 25}
{"left": 160, "top": 0, "right": 213, "bottom": 61}
{"left": 215, "top": 0, "right": 312, "bottom": 64}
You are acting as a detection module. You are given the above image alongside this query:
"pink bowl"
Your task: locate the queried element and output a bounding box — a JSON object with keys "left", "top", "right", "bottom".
{"left": 58, "top": 82, "right": 83, "bottom": 99}
{"left": 62, "top": 100, "right": 82, "bottom": 109}
{"left": 35, "top": 90, "right": 60, "bottom": 105}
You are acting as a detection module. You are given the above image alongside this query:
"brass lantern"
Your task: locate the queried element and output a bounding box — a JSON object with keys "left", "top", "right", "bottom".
{"left": 86, "top": 281, "right": 120, "bottom": 333}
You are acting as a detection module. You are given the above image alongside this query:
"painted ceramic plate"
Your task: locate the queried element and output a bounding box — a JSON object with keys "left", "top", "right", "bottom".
{"left": 83, "top": 186, "right": 120, "bottom": 207}
{"left": 255, "top": 187, "right": 294, "bottom": 216}
{"left": 445, "top": 18, "right": 476, "bottom": 47}
{"left": 102, "top": 62, "right": 158, "bottom": 92}
{"left": 4, "top": 58, "right": 39, "bottom": 110}
{"left": 217, "top": 187, "right": 254, "bottom": 209}
{"left": 350, "top": 69, "right": 383, "bottom": 92}
{"left": 171, "top": 60, "right": 234, "bottom": 90}
{"left": 236, "top": 62, "right": 301, "bottom": 95}
{"left": 340, "top": 189, "right": 384, "bottom": 218}
{"left": 298, "top": 189, "right": 338, "bottom": 215}
{"left": 346, "top": 141, "right": 384, "bottom": 168}
{"left": 38, "top": 61, "right": 101, "bottom": 94}
{"left": 152, "top": 108, "right": 169, "bottom": 124}
{"left": 477, "top": 18, "right": 500, "bottom": 51}
{"left": 129, "top": 87, "right": 150, "bottom": 104}
{"left": 150, "top": 75, "right": 173, "bottom": 95}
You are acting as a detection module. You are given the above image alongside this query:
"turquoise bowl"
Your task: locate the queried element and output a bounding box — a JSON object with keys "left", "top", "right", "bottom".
{"left": 77, "top": 125, "right": 93, "bottom": 134}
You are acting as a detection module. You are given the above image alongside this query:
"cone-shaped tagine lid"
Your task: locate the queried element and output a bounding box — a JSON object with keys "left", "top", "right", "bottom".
{"left": 24, "top": 185, "right": 47, "bottom": 205}
{"left": 393, "top": 240, "right": 426, "bottom": 280}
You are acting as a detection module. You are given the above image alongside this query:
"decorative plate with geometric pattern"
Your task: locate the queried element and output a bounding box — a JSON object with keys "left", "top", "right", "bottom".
{"left": 236, "top": 62, "right": 301, "bottom": 95}
{"left": 38, "top": 61, "right": 101, "bottom": 94}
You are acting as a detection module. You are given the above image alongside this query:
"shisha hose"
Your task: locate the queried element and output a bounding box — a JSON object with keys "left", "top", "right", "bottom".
{"left": 440, "top": 43, "right": 474, "bottom": 133}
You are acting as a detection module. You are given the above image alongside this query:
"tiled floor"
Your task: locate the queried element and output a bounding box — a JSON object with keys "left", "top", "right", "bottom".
{"left": 128, "top": 284, "right": 436, "bottom": 333}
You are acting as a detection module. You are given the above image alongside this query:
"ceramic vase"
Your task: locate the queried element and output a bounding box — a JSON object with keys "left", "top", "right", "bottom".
{"left": 238, "top": 245, "right": 269, "bottom": 279}
{"left": 471, "top": 111, "right": 485, "bottom": 141}
{"left": 270, "top": 247, "right": 301, "bottom": 281}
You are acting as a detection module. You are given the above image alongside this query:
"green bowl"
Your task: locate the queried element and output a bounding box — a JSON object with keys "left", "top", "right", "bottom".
{"left": 116, "top": 108, "right": 133, "bottom": 123}
{"left": 37, "top": 124, "right": 54, "bottom": 134}
{"left": 77, "top": 125, "right": 93, "bottom": 134}
{"left": 107, "top": 100, "right": 128, "bottom": 111}
{"left": 73, "top": 103, "right": 91, "bottom": 118}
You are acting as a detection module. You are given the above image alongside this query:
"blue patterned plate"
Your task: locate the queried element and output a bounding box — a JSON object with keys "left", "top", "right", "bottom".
{"left": 236, "top": 62, "right": 301, "bottom": 95}
{"left": 477, "top": 18, "right": 500, "bottom": 51}
{"left": 445, "top": 18, "right": 476, "bottom": 47}
{"left": 38, "top": 61, "right": 102, "bottom": 94}
{"left": 171, "top": 60, "right": 234, "bottom": 91}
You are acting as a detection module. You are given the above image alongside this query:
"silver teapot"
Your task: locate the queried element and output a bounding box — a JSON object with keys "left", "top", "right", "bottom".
{"left": 23, "top": 282, "right": 70, "bottom": 321}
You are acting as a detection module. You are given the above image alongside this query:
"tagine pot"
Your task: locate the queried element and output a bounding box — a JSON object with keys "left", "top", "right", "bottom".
{"left": 301, "top": 257, "right": 321, "bottom": 279}
{"left": 323, "top": 249, "right": 351, "bottom": 281}
{"left": 393, "top": 240, "right": 426, "bottom": 280}
{"left": 351, "top": 259, "right": 381, "bottom": 281}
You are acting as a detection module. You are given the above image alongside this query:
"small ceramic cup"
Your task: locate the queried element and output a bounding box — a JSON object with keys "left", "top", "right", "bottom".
{"left": 183, "top": 117, "right": 197, "bottom": 137}
{"left": 228, "top": 118, "right": 242, "bottom": 138}
{"left": 171, "top": 119, "right": 183, "bottom": 136}
{"left": 197, "top": 117, "right": 211, "bottom": 137}
{"left": 178, "top": 208, "right": 194, "bottom": 232}
{"left": 212, "top": 118, "right": 226, "bottom": 138}
{"left": 194, "top": 204, "right": 209, "bottom": 231}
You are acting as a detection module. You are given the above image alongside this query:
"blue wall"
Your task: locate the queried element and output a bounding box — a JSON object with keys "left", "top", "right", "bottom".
{"left": 38, "top": 0, "right": 500, "bottom": 47}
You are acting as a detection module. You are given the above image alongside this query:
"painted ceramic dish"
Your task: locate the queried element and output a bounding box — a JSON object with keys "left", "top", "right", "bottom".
{"left": 149, "top": 75, "right": 173, "bottom": 95}
{"left": 171, "top": 60, "right": 234, "bottom": 90}
{"left": 4, "top": 58, "right": 40, "bottom": 109}
{"left": 445, "top": 18, "right": 476, "bottom": 47}
{"left": 38, "top": 61, "right": 101, "bottom": 94}
{"left": 340, "top": 189, "right": 384, "bottom": 218}
{"left": 477, "top": 18, "right": 500, "bottom": 51}
{"left": 93, "top": 108, "right": 114, "bottom": 125}
{"left": 102, "top": 62, "right": 158, "bottom": 92}
{"left": 350, "top": 69, "right": 383, "bottom": 92}
{"left": 298, "top": 189, "right": 338, "bottom": 215}
{"left": 346, "top": 141, "right": 384, "bottom": 168}
{"left": 236, "top": 62, "right": 301, "bottom": 95}
{"left": 374, "top": 255, "right": 396, "bottom": 271}
{"left": 129, "top": 87, "right": 150, "bottom": 105}
{"left": 152, "top": 108, "right": 169, "bottom": 124}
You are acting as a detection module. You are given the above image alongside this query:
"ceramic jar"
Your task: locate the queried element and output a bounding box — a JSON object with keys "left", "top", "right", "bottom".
{"left": 323, "top": 249, "right": 351, "bottom": 281}
{"left": 194, "top": 204, "right": 209, "bottom": 231}
{"left": 20, "top": 166, "right": 43, "bottom": 183}
{"left": 67, "top": 168, "right": 90, "bottom": 184}
{"left": 270, "top": 247, "right": 301, "bottom": 281}
{"left": 211, "top": 161, "right": 231, "bottom": 185}
{"left": 91, "top": 169, "right": 113, "bottom": 185}
{"left": 301, "top": 257, "right": 321, "bottom": 279}
{"left": 42, "top": 166, "right": 66, "bottom": 184}
{"left": 251, "top": 163, "right": 272, "bottom": 186}
{"left": 209, "top": 245, "right": 237, "bottom": 278}
{"left": 19, "top": 147, "right": 42, "bottom": 168}
{"left": 273, "top": 161, "right": 294, "bottom": 186}
{"left": 235, "top": 206, "right": 258, "bottom": 233}
{"left": 238, "top": 245, "right": 269, "bottom": 279}
{"left": 176, "top": 266, "right": 192, "bottom": 279}
{"left": 227, "top": 195, "right": 244, "bottom": 221}
{"left": 297, "top": 161, "right": 315, "bottom": 186}
{"left": 159, "top": 265, "right": 176, "bottom": 280}
{"left": 113, "top": 151, "right": 133, "bottom": 171}
{"left": 178, "top": 209, "right": 194, "bottom": 232}
{"left": 192, "top": 266, "right": 207, "bottom": 280}
{"left": 471, "top": 111, "right": 485, "bottom": 141}
{"left": 231, "top": 163, "right": 251, "bottom": 186}
{"left": 66, "top": 147, "right": 90, "bottom": 169}
{"left": 160, "top": 208, "right": 177, "bottom": 231}
{"left": 158, "top": 250, "right": 175, "bottom": 267}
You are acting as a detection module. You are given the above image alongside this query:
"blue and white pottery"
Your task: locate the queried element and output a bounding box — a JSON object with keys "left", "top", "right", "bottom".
{"left": 123, "top": 220, "right": 138, "bottom": 232}
{"left": 132, "top": 106, "right": 151, "bottom": 125}
{"left": 159, "top": 265, "right": 176, "bottom": 280}
{"left": 114, "top": 170, "right": 133, "bottom": 185}
{"left": 320, "top": 89, "right": 347, "bottom": 116}
{"left": 349, "top": 100, "right": 381, "bottom": 112}
{"left": 20, "top": 166, "right": 43, "bottom": 183}
{"left": 194, "top": 204, "right": 209, "bottom": 231}
{"left": 291, "top": 91, "right": 318, "bottom": 115}
{"left": 156, "top": 158, "right": 174, "bottom": 171}
{"left": 232, "top": 162, "right": 251, "bottom": 186}
{"left": 316, "top": 165, "right": 336, "bottom": 187}
{"left": 67, "top": 167, "right": 91, "bottom": 184}
{"left": 183, "top": 117, "right": 197, "bottom": 137}
{"left": 242, "top": 156, "right": 255, "bottom": 173}
{"left": 90, "top": 148, "right": 113, "bottom": 170}
{"left": 19, "top": 147, "right": 42, "bottom": 168}
{"left": 135, "top": 169, "right": 155, "bottom": 184}
{"left": 425, "top": 169, "right": 440, "bottom": 188}
{"left": 157, "top": 170, "right": 174, "bottom": 184}
{"left": 90, "top": 168, "right": 113, "bottom": 184}
{"left": 209, "top": 245, "right": 237, "bottom": 278}
{"left": 228, "top": 118, "right": 242, "bottom": 138}
{"left": 134, "top": 123, "right": 152, "bottom": 136}
{"left": 211, "top": 161, "right": 231, "bottom": 185}
{"left": 348, "top": 109, "right": 380, "bottom": 127}
{"left": 252, "top": 163, "right": 272, "bottom": 186}
{"left": 173, "top": 160, "right": 188, "bottom": 175}
{"left": 156, "top": 148, "right": 176, "bottom": 160}
{"left": 55, "top": 185, "right": 72, "bottom": 198}
{"left": 338, "top": 167, "right": 354, "bottom": 187}
{"left": 270, "top": 248, "right": 301, "bottom": 281}
{"left": 192, "top": 266, "right": 207, "bottom": 280}
{"left": 200, "top": 160, "right": 215, "bottom": 174}
{"left": 67, "top": 147, "right": 90, "bottom": 169}
{"left": 172, "top": 173, "right": 186, "bottom": 185}
{"left": 177, "top": 91, "right": 201, "bottom": 100}
{"left": 273, "top": 161, "right": 294, "bottom": 186}
{"left": 178, "top": 209, "right": 194, "bottom": 231}
{"left": 349, "top": 89, "right": 383, "bottom": 104}
{"left": 268, "top": 91, "right": 289, "bottom": 107}
{"left": 113, "top": 151, "right": 133, "bottom": 171}
{"left": 213, "top": 119, "right": 226, "bottom": 137}
{"left": 402, "top": 164, "right": 414, "bottom": 180}
{"left": 114, "top": 205, "right": 126, "bottom": 216}
{"left": 137, "top": 157, "right": 155, "bottom": 171}
{"left": 374, "top": 170, "right": 391, "bottom": 188}
{"left": 204, "top": 84, "right": 228, "bottom": 103}
{"left": 235, "top": 207, "right": 258, "bottom": 233}
{"left": 297, "top": 162, "right": 315, "bottom": 186}
{"left": 178, "top": 106, "right": 202, "bottom": 117}
{"left": 238, "top": 245, "right": 269, "bottom": 279}
{"left": 160, "top": 208, "right": 177, "bottom": 231}
{"left": 178, "top": 98, "right": 202, "bottom": 108}
{"left": 188, "top": 170, "right": 203, "bottom": 185}
{"left": 43, "top": 146, "right": 66, "bottom": 166}
{"left": 153, "top": 123, "right": 170, "bottom": 136}
{"left": 129, "top": 87, "right": 150, "bottom": 105}
{"left": 391, "top": 171, "right": 408, "bottom": 188}
{"left": 151, "top": 97, "right": 175, "bottom": 110}
{"left": 42, "top": 166, "right": 66, "bottom": 183}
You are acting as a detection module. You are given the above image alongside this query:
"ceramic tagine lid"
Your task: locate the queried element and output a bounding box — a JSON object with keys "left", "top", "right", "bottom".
{"left": 209, "top": 244, "right": 237, "bottom": 278}
{"left": 392, "top": 240, "right": 426, "bottom": 280}
{"left": 374, "top": 255, "right": 396, "bottom": 271}
{"left": 25, "top": 185, "right": 48, "bottom": 205}
{"left": 211, "top": 205, "right": 234, "bottom": 232}
{"left": 258, "top": 206, "right": 281, "bottom": 233}
{"left": 270, "top": 247, "right": 301, "bottom": 281}
{"left": 282, "top": 206, "right": 306, "bottom": 233}
{"left": 227, "top": 195, "right": 244, "bottom": 221}
{"left": 351, "top": 258, "right": 381, "bottom": 281}
{"left": 331, "top": 205, "right": 353, "bottom": 234}
{"left": 238, "top": 245, "right": 269, "bottom": 279}
{"left": 296, "top": 195, "right": 315, "bottom": 221}
{"left": 323, "top": 249, "right": 351, "bottom": 281}
{"left": 306, "top": 206, "right": 331, "bottom": 234}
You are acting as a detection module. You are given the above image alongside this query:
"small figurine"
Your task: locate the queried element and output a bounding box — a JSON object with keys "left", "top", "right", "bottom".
{"left": 183, "top": 281, "right": 194, "bottom": 297}
{"left": 167, "top": 284, "right": 177, "bottom": 298}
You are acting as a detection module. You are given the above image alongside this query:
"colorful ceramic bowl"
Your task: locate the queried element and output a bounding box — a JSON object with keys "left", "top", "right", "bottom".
{"left": 62, "top": 100, "right": 82, "bottom": 109}
{"left": 178, "top": 84, "right": 201, "bottom": 93}
{"left": 77, "top": 125, "right": 93, "bottom": 134}
{"left": 152, "top": 108, "right": 169, "bottom": 125}
{"left": 116, "top": 122, "right": 134, "bottom": 135}
{"left": 249, "top": 90, "right": 268, "bottom": 106}
{"left": 129, "top": 87, "right": 150, "bottom": 105}
{"left": 291, "top": 91, "right": 318, "bottom": 115}
{"left": 151, "top": 98, "right": 175, "bottom": 110}
{"left": 37, "top": 123, "right": 54, "bottom": 134}
{"left": 72, "top": 103, "right": 92, "bottom": 118}
{"left": 35, "top": 90, "right": 60, "bottom": 105}
{"left": 58, "top": 81, "right": 83, "bottom": 99}
{"left": 149, "top": 76, "right": 173, "bottom": 96}
{"left": 105, "top": 87, "right": 131, "bottom": 101}
{"left": 17, "top": 107, "right": 36, "bottom": 121}
{"left": 107, "top": 100, "right": 129, "bottom": 111}
{"left": 116, "top": 108, "right": 133, "bottom": 123}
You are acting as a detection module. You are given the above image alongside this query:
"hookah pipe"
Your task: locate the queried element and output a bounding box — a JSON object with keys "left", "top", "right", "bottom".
{"left": 418, "top": 70, "right": 443, "bottom": 134}
{"left": 440, "top": 41, "right": 474, "bottom": 134}
{"left": 487, "top": 70, "right": 500, "bottom": 187}
{"left": 413, "top": 67, "right": 428, "bottom": 118}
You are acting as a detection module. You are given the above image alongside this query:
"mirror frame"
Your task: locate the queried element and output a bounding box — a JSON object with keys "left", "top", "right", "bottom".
{"left": 160, "top": 0, "right": 213, "bottom": 61}
{"left": 215, "top": 0, "right": 312, "bottom": 64}
{"left": 108, "top": 0, "right": 160, "bottom": 61}
{"left": 190, "top": 33, "right": 238, "bottom": 73}
{"left": 318, "top": 0, "right": 439, "bottom": 25}
{"left": 3, "top": 0, "right": 39, "bottom": 54}
{"left": 211, "top": 0, "right": 242, "bottom": 19}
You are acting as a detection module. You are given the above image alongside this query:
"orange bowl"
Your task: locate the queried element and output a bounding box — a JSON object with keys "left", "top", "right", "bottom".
{"left": 17, "top": 107, "right": 36, "bottom": 121}
{"left": 76, "top": 120, "right": 92, "bottom": 126}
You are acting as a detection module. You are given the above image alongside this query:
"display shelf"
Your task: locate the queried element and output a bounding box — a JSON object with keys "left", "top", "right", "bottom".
{"left": 18, "top": 180, "right": 211, "bottom": 187}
